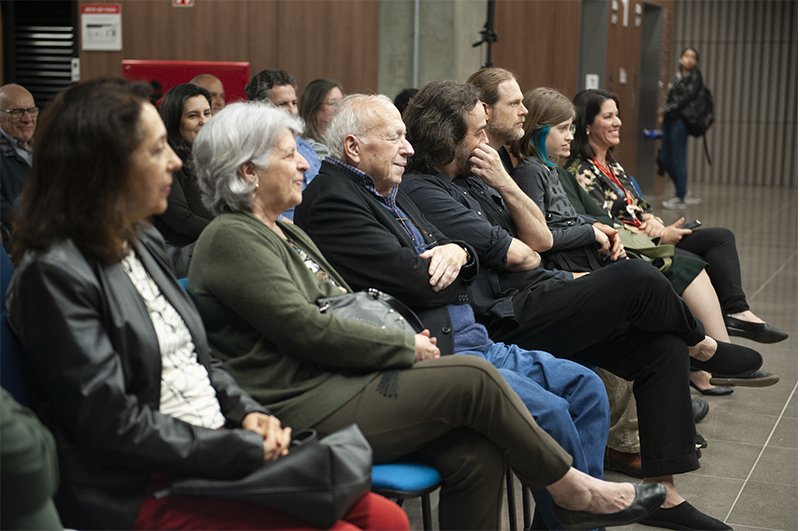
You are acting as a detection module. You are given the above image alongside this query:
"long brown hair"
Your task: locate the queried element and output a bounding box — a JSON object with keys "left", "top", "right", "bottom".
{"left": 12, "top": 79, "right": 151, "bottom": 265}
{"left": 510, "top": 87, "right": 575, "bottom": 164}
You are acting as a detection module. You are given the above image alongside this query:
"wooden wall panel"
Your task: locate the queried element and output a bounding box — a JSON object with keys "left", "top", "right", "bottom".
{"left": 78, "top": 0, "right": 379, "bottom": 95}
{"left": 275, "top": 0, "right": 380, "bottom": 95}
{"left": 123, "top": 1, "right": 250, "bottom": 60}
{"left": 492, "top": 0, "right": 582, "bottom": 95}
{"left": 246, "top": 1, "right": 278, "bottom": 74}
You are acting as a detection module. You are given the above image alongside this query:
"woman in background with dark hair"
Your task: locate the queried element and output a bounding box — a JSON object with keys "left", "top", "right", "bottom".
{"left": 659, "top": 47, "right": 704, "bottom": 210}
{"left": 298, "top": 78, "right": 344, "bottom": 158}
{"left": 6, "top": 78, "right": 409, "bottom": 531}
{"left": 152, "top": 82, "right": 214, "bottom": 248}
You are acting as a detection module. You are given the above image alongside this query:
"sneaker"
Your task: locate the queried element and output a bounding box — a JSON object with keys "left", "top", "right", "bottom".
{"left": 684, "top": 191, "right": 703, "bottom": 205}
{"left": 662, "top": 197, "right": 686, "bottom": 209}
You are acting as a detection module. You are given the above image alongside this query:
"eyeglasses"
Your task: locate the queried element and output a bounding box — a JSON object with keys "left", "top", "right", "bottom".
{"left": 1, "top": 107, "right": 39, "bottom": 119}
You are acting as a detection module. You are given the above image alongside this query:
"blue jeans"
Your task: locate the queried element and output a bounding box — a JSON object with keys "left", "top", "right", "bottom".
{"left": 659, "top": 116, "right": 690, "bottom": 199}
{"left": 458, "top": 343, "right": 609, "bottom": 531}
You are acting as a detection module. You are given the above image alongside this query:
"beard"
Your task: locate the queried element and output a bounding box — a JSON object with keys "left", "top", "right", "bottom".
{"left": 488, "top": 121, "right": 524, "bottom": 145}
{"left": 453, "top": 142, "right": 473, "bottom": 176}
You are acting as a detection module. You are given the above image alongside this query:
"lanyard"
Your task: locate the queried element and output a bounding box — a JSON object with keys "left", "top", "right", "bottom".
{"left": 591, "top": 157, "right": 643, "bottom": 227}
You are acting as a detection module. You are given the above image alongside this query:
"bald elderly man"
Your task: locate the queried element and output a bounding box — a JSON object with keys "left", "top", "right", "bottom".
{"left": 190, "top": 74, "right": 226, "bottom": 114}
{"left": 0, "top": 84, "right": 37, "bottom": 247}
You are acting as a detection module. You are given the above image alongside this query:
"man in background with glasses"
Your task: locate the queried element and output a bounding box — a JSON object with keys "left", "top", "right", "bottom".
{"left": 0, "top": 83, "right": 38, "bottom": 252}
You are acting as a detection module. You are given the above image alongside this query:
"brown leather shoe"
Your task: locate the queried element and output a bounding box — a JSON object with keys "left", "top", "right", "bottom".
{"left": 604, "top": 446, "right": 643, "bottom": 479}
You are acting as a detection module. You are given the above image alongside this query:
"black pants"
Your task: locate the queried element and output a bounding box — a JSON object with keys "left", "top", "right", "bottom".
{"left": 676, "top": 227, "right": 749, "bottom": 315}
{"left": 312, "top": 355, "right": 573, "bottom": 531}
{"left": 488, "top": 259, "right": 703, "bottom": 478}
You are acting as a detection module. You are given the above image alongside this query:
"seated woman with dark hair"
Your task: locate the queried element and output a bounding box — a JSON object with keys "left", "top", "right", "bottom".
{"left": 567, "top": 89, "right": 786, "bottom": 395}
{"left": 186, "top": 100, "right": 669, "bottom": 531}
{"left": 508, "top": 88, "right": 767, "bottom": 394}
{"left": 152, "top": 82, "right": 215, "bottom": 248}
{"left": 298, "top": 78, "right": 344, "bottom": 158}
{"left": 6, "top": 79, "right": 409, "bottom": 531}
{"left": 567, "top": 89, "right": 787, "bottom": 346}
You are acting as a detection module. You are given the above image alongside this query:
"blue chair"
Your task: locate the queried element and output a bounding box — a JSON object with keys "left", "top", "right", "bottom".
{"left": 371, "top": 463, "right": 442, "bottom": 531}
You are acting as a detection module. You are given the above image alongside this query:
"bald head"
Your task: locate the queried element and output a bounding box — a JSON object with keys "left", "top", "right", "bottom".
{"left": 327, "top": 94, "right": 414, "bottom": 196}
{"left": 0, "top": 84, "right": 37, "bottom": 146}
{"left": 190, "top": 74, "right": 225, "bottom": 114}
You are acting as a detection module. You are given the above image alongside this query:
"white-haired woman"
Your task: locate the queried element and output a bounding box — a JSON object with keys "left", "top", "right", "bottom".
{"left": 186, "top": 101, "right": 668, "bottom": 531}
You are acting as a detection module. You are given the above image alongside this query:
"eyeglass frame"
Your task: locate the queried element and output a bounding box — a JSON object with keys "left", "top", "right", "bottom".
{"left": 1, "top": 107, "right": 40, "bottom": 119}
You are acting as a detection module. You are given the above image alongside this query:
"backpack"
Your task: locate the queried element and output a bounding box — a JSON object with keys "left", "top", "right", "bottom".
{"left": 679, "top": 84, "right": 714, "bottom": 164}
{"left": 679, "top": 84, "right": 714, "bottom": 137}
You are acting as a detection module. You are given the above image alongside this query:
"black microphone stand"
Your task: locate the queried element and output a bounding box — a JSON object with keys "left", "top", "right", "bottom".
{"left": 472, "top": 0, "right": 498, "bottom": 68}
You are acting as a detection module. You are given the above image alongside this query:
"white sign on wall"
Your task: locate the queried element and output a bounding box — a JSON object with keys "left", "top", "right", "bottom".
{"left": 81, "top": 4, "right": 122, "bottom": 51}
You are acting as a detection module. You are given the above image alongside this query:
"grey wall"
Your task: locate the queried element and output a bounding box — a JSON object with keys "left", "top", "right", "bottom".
{"left": 378, "top": 0, "right": 485, "bottom": 100}
{"left": 673, "top": 0, "right": 798, "bottom": 186}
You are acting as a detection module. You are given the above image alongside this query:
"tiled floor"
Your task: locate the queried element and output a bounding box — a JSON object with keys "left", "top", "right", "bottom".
{"left": 620, "top": 182, "right": 797, "bottom": 531}
{"left": 403, "top": 182, "right": 798, "bottom": 530}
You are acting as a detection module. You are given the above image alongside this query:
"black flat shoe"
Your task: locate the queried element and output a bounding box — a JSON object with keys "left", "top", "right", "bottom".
{"left": 725, "top": 315, "right": 789, "bottom": 344}
{"left": 639, "top": 501, "right": 731, "bottom": 530}
{"left": 552, "top": 483, "right": 667, "bottom": 530}
{"left": 695, "top": 431, "right": 708, "bottom": 449}
{"left": 690, "top": 381, "right": 734, "bottom": 396}
{"left": 692, "top": 399, "right": 709, "bottom": 423}
{"left": 690, "top": 341, "right": 762, "bottom": 377}
{"left": 710, "top": 369, "right": 779, "bottom": 387}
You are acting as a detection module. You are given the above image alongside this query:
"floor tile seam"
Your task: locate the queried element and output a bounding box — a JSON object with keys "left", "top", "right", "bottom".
{"left": 682, "top": 470, "right": 747, "bottom": 481}
{"left": 695, "top": 439, "right": 781, "bottom": 448}
{"left": 749, "top": 248, "right": 799, "bottom": 300}
{"left": 724, "top": 381, "right": 798, "bottom": 522}
{"left": 727, "top": 478, "right": 799, "bottom": 488}
{"left": 726, "top": 525, "right": 797, "bottom": 531}
{"left": 684, "top": 471, "right": 797, "bottom": 486}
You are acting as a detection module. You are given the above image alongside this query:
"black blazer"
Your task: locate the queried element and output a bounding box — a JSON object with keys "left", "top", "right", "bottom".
{"left": 6, "top": 224, "right": 268, "bottom": 530}
{"left": 295, "top": 161, "right": 477, "bottom": 355}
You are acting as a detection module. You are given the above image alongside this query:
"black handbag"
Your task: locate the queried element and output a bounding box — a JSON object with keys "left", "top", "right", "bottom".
{"left": 317, "top": 288, "right": 424, "bottom": 334}
{"left": 156, "top": 424, "right": 373, "bottom": 529}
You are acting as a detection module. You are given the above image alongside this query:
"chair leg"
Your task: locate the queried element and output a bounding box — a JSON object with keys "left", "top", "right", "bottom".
{"left": 421, "top": 494, "right": 433, "bottom": 531}
{"left": 506, "top": 469, "right": 517, "bottom": 530}
{"left": 522, "top": 486, "right": 532, "bottom": 531}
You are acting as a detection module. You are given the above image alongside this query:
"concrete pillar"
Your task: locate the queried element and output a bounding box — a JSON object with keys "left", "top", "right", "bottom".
{"left": 378, "top": 0, "right": 485, "bottom": 100}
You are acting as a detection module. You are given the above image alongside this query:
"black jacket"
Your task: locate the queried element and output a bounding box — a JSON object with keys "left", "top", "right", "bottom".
{"left": 295, "top": 161, "right": 477, "bottom": 356}
{"left": 6, "top": 224, "right": 268, "bottom": 530}
{"left": 662, "top": 67, "right": 703, "bottom": 118}
{"left": 152, "top": 166, "right": 214, "bottom": 247}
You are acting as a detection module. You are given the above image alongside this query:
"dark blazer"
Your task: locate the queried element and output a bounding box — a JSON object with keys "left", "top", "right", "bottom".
{"left": 6, "top": 223, "right": 268, "bottom": 530}
{"left": 0, "top": 134, "right": 30, "bottom": 237}
{"left": 295, "top": 161, "right": 477, "bottom": 356}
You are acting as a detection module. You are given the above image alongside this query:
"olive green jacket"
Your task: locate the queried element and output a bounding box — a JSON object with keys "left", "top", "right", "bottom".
{"left": 188, "top": 211, "right": 416, "bottom": 430}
